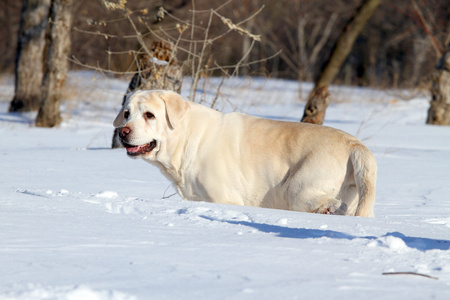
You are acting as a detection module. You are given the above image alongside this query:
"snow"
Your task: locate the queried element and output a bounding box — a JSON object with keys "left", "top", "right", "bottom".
{"left": 1, "top": 72, "right": 450, "bottom": 299}
{"left": 149, "top": 57, "right": 169, "bottom": 66}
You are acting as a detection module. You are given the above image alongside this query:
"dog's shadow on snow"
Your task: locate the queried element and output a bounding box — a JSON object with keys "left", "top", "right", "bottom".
{"left": 199, "top": 216, "right": 450, "bottom": 252}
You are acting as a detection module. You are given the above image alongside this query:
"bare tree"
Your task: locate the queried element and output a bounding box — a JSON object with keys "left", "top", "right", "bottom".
{"left": 9, "top": 0, "right": 51, "bottom": 112}
{"left": 36, "top": 0, "right": 73, "bottom": 127}
{"left": 427, "top": 42, "right": 450, "bottom": 125}
{"left": 314, "top": 0, "right": 382, "bottom": 93}
{"left": 260, "top": 0, "right": 340, "bottom": 83}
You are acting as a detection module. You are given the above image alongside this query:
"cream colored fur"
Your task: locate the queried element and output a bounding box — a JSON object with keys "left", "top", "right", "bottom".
{"left": 113, "top": 90, "right": 377, "bottom": 217}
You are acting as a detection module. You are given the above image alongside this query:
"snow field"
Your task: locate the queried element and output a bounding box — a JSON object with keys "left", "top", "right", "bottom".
{"left": 1, "top": 72, "right": 450, "bottom": 299}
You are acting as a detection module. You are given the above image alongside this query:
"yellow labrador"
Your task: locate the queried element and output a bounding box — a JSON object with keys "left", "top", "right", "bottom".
{"left": 113, "top": 90, "right": 377, "bottom": 217}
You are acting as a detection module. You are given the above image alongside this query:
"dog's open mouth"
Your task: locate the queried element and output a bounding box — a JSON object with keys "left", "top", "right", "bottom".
{"left": 123, "top": 140, "right": 157, "bottom": 156}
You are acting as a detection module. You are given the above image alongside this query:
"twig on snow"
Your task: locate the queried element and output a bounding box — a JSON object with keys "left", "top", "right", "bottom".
{"left": 382, "top": 272, "right": 439, "bottom": 280}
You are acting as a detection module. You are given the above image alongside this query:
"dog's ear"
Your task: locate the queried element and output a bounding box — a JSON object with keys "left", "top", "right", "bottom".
{"left": 161, "top": 91, "right": 190, "bottom": 129}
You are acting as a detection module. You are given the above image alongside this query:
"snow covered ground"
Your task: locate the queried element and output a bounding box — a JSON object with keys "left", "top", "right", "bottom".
{"left": 1, "top": 72, "right": 449, "bottom": 300}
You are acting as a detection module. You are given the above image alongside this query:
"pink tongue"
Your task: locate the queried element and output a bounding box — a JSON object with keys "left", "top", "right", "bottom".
{"left": 126, "top": 145, "right": 144, "bottom": 153}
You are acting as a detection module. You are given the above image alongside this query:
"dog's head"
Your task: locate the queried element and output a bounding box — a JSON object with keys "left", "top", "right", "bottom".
{"left": 113, "top": 90, "right": 190, "bottom": 160}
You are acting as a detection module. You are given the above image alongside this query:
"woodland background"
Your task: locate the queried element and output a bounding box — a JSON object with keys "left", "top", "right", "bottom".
{"left": 1, "top": 0, "right": 449, "bottom": 89}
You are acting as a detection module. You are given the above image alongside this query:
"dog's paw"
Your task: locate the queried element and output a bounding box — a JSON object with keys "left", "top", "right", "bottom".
{"left": 316, "top": 200, "right": 347, "bottom": 216}
{"left": 332, "top": 202, "right": 348, "bottom": 216}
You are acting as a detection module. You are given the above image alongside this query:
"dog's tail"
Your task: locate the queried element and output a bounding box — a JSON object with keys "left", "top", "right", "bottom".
{"left": 350, "top": 144, "right": 377, "bottom": 217}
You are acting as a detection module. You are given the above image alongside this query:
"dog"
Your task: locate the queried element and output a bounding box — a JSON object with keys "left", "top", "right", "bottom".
{"left": 113, "top": 90, "right": 377, "bottom": 217}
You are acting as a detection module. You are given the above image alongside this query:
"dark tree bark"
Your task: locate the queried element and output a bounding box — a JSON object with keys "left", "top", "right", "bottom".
{"left": 9, "top": 0, "right": 51, "bottom": 112}
{"left": 427, "top": 44, "right": 450, "bottom": 125}
{"left": 313, "top": 0, "right": 382, "bottom": 94}
{"left": 36, "top": 0, "right": 73, "bottom": 127}
{"left": 112, "top": 41, "right": 182, "bottom": 148}
{"left": 301, "top": 85, "right": 329, "bottom": 125}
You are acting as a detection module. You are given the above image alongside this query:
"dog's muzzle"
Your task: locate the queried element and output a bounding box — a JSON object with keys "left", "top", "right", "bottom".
{"left": 118, "top": 126, "right": 157, "bottom": 156}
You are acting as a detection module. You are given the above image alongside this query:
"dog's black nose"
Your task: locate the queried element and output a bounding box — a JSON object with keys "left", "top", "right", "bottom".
{"left": 119, "top": 127, "right": 131, "bottom": 138}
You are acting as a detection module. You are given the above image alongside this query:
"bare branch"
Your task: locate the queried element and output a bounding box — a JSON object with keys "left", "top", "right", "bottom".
{"left": 190, "top": 8, "right": 214, "bottom": 101}
{"left": 125, "top": 12, "right": 152, "bottom": 58}
{"left": 72, "top": 0, "right": 276, "bottom": 109}
{"left": 231, "top": 39, "right": 256, "bottom": 77}
{"left": 218, "top": 15, "right": 261, "bottom": 42}
{"left": 309, "top": 13, "right": 338, "bottom": 68}
{"left": 209, "top": 49, "right": 282, "bottom": 73}
{"left": 410, "top": 0, "right": 443, "bottom": 57}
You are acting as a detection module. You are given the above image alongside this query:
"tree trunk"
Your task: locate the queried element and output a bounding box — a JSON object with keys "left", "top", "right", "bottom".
{"left": 9, "top": 0, "right": 51, "bottom": 112}
{"left": 313, "top": 0, "right": 382, "bottom": 94}
{"left": 36, "top": 0, "right": 73, "bottom": 127}
{"left": 301, "top": 85, "right": 329, "bottom": 125}
{"left": 427, "top": 44, "right": 450, "bottom": 125}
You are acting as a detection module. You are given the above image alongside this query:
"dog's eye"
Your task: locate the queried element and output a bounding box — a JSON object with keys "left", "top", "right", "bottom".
{"left": 124, "top": 111, "right": 130, "bottom": 119}
{"left": 145, "top": 112, "right": 155, "bottom": 119}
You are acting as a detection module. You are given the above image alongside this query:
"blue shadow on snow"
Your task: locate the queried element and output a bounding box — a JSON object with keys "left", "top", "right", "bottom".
{"left": 199, "top": 216, "right": 450, "bottom": 252}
